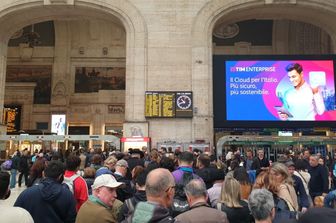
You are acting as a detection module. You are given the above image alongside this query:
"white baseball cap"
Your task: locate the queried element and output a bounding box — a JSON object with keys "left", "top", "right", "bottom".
{"left": 92, "top": 174, "right": 124, "bottom": 190}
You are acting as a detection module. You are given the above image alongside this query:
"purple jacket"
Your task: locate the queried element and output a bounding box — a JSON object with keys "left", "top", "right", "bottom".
{"left": 172, "top": 166, "right": 202, "bottom": 183}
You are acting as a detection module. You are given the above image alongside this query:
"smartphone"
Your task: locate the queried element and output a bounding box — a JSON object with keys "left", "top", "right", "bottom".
{"left": 274, "top": 106, "right": 293, "bottom": 118}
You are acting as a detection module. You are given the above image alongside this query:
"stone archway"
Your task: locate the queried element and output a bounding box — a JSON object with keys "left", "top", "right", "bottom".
{"left": 0, "top": 0, "right": 148, "bottom": 135}
{"left": 191, "top": 0, "right": 336, "bottom": 147}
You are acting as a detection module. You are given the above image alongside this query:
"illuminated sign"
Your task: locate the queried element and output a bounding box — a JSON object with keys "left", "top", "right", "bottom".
{"left": 3, "top": 105, "right": 21, "bottom": 133}
{"left": 121, "top": 137, "right": 150, "bottom": 142}
{"left": 51, "top": 114, "right": 66, "bottom": 135}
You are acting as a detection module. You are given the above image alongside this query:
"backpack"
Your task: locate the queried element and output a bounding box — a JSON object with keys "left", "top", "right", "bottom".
{"left": 1, "top": 159, "right": 12, "bottom": 170}
{"left": 273, "top": 195, "right": 297, "bottom": 223}
{"left": 63, "top": 174, "right": 80, "bottom": 194}
{"left": 125, "top": 198, "right": 135, "bottom": 217}
{"left": 171, "top": 171, "right": 195, "bottom": 217}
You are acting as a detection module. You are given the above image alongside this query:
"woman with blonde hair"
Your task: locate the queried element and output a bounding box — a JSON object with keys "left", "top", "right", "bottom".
{"left": 95, "top": 155, "right": 117, "bottom": 177}
{"left": 217, "top": 177, "right": 252, "bottom": 223}
{"left": 253, "top": 169, "right": 298, "bottom": 223}
{"left": 270, "top": 162, "right": 299, "bottom": 212}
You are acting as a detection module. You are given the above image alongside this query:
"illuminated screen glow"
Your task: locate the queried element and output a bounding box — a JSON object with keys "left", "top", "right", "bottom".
{"left": 51, "top": 114, "right": 66, "bottom": 135}
{"left": 225, "top": 60, "right": 336, "bottom": 121}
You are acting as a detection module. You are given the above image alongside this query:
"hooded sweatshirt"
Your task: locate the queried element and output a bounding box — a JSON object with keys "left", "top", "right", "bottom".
{"left": 122, "top": 201, "right": 175, "bottom": 223}
{"left": 14, "top": 177, "right": 77, "bottom": 223}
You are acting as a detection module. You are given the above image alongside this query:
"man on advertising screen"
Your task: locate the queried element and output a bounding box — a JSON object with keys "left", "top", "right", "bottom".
{"left": 278, "top": 63, "right": 325, "bottom": 121}
{"left": 54, "top": 116, "right": 65, "bottom": 135}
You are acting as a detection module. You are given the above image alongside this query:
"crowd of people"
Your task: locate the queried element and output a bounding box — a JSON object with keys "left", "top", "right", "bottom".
{"left": 1, "top": 146, "right": 336, "bottom": 223}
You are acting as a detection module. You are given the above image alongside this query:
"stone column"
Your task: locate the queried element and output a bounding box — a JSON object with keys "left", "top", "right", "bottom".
{"left": 0, "top": 37, "right": 8, "bottom": 157}
{"left": 191, "top": 40, "right": 214, "bottom": 146}
{"left": 0, "top": 38, "right": 8, "bottom": 134}
{"left": 50, "top": 21, "right": 70, "bottom": 109}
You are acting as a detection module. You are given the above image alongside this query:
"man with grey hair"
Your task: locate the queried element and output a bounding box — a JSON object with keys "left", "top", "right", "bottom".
{"left": 248, "top": 189, "right": 275, "bottom": 223}
{"left": 122, "top": 168, "right": 175, "bottom": 223}
{"left": 308, "top": 154, "right": 328, "bottom": 202}
{"left": 175, "top": 179, "right": 228, "bottom": 223}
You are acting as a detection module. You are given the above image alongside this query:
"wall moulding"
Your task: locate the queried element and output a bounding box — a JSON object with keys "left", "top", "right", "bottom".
{"left": 265, "top": 0, "right": 296, "bottom": 4}
{"left": 44, "top": 0, "right": 75, "bottom": 5}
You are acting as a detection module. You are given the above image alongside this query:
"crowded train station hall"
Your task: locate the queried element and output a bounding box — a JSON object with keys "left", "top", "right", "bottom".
{"left": 1, "top": 0, "right": 336, "bottom": 222}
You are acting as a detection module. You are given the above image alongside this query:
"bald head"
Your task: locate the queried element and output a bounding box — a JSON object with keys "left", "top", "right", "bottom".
{"left": 146, "top": 168, "right": 175, "bottom": 197}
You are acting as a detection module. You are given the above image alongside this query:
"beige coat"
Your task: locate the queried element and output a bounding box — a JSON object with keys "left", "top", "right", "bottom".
{"left": 175, "top": 202, "right": 229, "bottom": 223}
{"left": 278, "top": 183, "right": 299, "bottom": 211}
{"left": 76, "top": 199, "right": 121, "bottom": 223}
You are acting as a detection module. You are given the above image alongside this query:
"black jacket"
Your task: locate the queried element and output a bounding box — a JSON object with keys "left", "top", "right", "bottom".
{"left": 11, "top": 155, "right": 20, "bottom": 170}
{"left": 308, "top": 164, "right": 329, "bottom": 196}
{"left": 114, "top": 173, "right": 134, "bottom": 202}
{"left": 195, "top": 167, "right": 216, "bottom": 189}
{"left": 219, "top": 200, "right": 253, "bottom": 223}
{"left": 127, "top": 157, "right": 145, "bottom": 171}
{"left": 298, "top": 207, "right": 336, "bottom": 223}
{"left": 18, "top": 155, "right": 29, "bottom": 172}
{"left": 14, "top": 178, "right": 77, "bottom": 223}
{"left": 251, "top": 157, "right": 269, "bottom": 175}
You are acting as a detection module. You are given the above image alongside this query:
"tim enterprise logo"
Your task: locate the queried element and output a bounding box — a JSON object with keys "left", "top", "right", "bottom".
{"left": 230, "top": 66, "right": 276, "bottom": 72}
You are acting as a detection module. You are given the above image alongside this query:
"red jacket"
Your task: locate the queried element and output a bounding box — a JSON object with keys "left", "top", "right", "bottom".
{"left": 64, "top": 170, "right": 88, "bottom": 211}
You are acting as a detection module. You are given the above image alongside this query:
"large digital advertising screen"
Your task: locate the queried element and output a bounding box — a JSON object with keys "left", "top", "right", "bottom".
{"left": 51, "top": 114, "right": 66, "bottom": 135}
{"left": 213, "top": 56, "right": 336, "bottom": 128}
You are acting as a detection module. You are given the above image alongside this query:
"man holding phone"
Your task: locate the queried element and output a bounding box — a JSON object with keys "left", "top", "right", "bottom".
{"left": 278, "top": 63, "right": 325, "bottom": 120}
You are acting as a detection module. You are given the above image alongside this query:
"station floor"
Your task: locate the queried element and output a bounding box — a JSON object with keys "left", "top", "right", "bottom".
{"left": 3, "top": 184, "right": 26, "bottom": 206}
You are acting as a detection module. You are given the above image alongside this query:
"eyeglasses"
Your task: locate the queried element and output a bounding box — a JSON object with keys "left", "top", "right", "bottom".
{"left": 165, "top": 185, "right": 176, "bottom": 192}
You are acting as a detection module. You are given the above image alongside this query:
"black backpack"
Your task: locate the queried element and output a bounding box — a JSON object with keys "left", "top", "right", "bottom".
{"left": 171, "top": 171, "right": 195, "bottom": 217}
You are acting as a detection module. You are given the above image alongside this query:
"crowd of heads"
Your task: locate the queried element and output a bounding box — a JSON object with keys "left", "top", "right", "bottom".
{"left": 2, "top": 144, "right": 336, "bottom": 223}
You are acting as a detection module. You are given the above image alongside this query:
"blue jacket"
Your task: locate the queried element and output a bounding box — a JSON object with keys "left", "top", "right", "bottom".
{"left": 324, "top": 190, "right": 336, "bottom": 208}
{"left": 292, "top": 174, "right": 309, "bottom": 209}
{"left": 14, "top": 177, "right": 77, "bottom": 223}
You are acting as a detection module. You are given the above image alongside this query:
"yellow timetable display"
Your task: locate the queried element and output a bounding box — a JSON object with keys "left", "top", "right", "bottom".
{"left": 145, "top": 92, "right": 175, "bottom": 117}
{"left": 3, "top": 105, "right": 21, "bottom": 133}
{"left": 145, "top": 91, "right": 192, "bottom": 118}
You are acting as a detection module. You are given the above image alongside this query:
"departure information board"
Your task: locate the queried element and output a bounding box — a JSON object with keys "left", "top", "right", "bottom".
{"left": 3, "top": 105, "right": 21, "bottom": 133}
{"left": 145, "top": 91, "right": 193, "bottom": 118}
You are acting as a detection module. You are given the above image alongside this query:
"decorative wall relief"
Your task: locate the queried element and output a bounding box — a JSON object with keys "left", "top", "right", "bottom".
{"left": 19, "top": 43, "right": 33, "bottom": 61}
{"left": 44, "top": 0, "right": 74, "bottom": 5}
{"left": 265, "top": 0, "right": 296, "bottom": 4}
{"left": 52, "top": 81, "right": 67, "bottom": 106}
{"left": 213, "top": 23, "right": 240, "bottom": 39}
{"left": 123, "top": 122, "right": 148, "bottom": 138}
